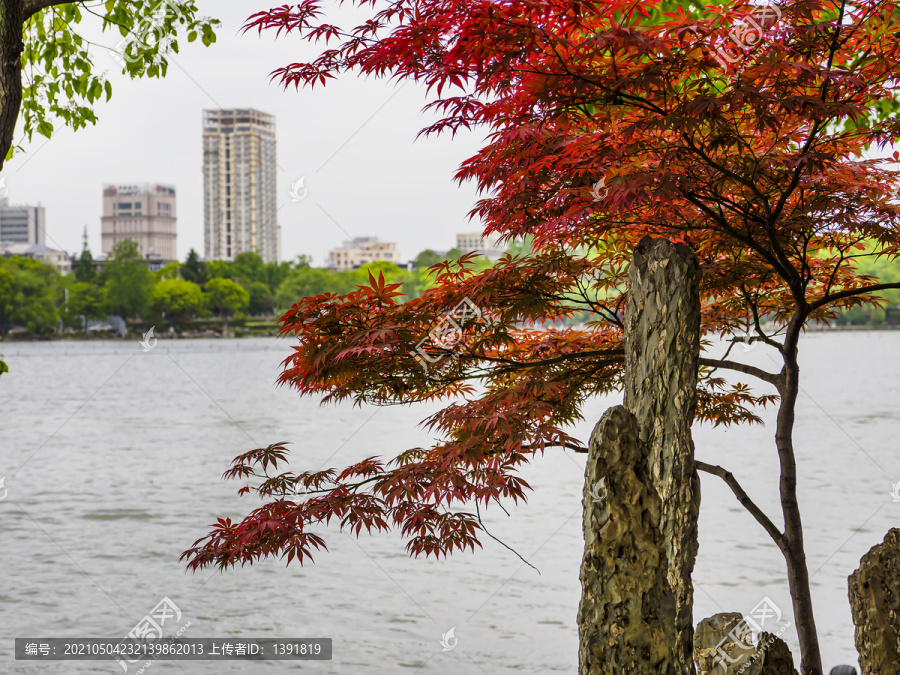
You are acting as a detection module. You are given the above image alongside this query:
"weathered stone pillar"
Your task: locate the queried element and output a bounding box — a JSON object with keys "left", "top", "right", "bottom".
{"left": 848, "top": 528, "right": 900, "bottom": 674}
{"left": 624, "top": 236, "right": 702, "bottom": 669}
{"left": 577, "top": 405, "right": 674, "bottom": 673}
{"left": 578, "top": 237, "right": 702, "bottom": 675}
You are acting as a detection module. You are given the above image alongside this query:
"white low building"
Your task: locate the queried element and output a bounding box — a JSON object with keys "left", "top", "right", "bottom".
{"left": 328, "top": 237, "right": 399, "bottom": 271}
{"left": 1, "top": 242, "right": 71, "bottom": 273}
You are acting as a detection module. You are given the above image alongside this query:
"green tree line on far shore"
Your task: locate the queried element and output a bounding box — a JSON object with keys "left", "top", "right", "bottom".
{"left": 0, "top": 239, "right": 510, "bottom": 336}
{"left": 3, "top": 236, "right": 897, "bottom": 337}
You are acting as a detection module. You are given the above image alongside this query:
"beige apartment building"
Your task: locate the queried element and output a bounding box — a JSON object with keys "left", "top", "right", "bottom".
{"left": 456, "top": 231, "right": 505, "bottom": 259}
{"left": 328, "top": 237, "right": 398, "bottom": 271}
{"left": 101, "top": 184, "right": 177, "bottom": 260}
{"left": 203, "top": 108, "right": 280, "bottom": 263}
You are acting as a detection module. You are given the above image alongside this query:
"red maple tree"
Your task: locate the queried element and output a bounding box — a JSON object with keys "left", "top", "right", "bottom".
{"left": 183, "top": 2, "right": 900, "bottom": 672}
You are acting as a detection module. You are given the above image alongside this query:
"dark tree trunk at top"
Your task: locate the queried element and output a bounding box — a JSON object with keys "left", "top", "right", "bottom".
{"left": 623, "top": 236, "right": 702, "bottom": 670}
{"left": 578, "top": 237, "right": 701, "bottom": 675}
{"left": 0, "top": 0, "right": 23, "bottom": 172}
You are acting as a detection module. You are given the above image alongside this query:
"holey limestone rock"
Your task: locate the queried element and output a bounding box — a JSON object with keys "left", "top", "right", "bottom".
{"left": 848, "top": 528, "right": 900, "bottom": 674}
{"left": 578, "top": 238, "right": 702, "bottom": 675}
{"left": 577, "top": 406, "right": 674, "bottom": 673}
{"left": 624, "top": 237, "right": 702, "bottom": 668}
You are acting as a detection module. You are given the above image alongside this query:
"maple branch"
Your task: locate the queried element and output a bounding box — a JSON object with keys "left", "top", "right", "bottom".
{"left": 467, "top": 348, "right": 624, "bottom": 372}
{"left": 819, "top": 244, "right": 849, "bottom": 303}
{"left": 738, "top": 285, "right": 785, "bottom": 352}
{"left": 679, "top": 190, "right": 794, "bottom": 283}
{"left": 807, "top": 281, "right": 900, "bottom": 313}
{"left": 521, "top": 441, "right": 586, "bottom": 453}
{"left": 534, "top": 24, "right": 666, "bottom": 117}
{"left": 695, "top": 460, "right": 785, "bottom": 551}
{"left": 822, "top": 0, "right": 848, "bottom": 88}
{"left": 287, "top": 475, "right": 381, "bottom": 497}
{"left": 767, "top": 122, "right": 824, "bottom": 299}
{"left": 573, "top": 275, "right": 624, "bottom": 327}
{"left": 718, "top": 335, "right": 740, "bottom": 363}
{"left": 698, "top": 357, "right": 781, "bottom": 388}
{"left": 682, "top": 132, "right": 769, "bottom": 206}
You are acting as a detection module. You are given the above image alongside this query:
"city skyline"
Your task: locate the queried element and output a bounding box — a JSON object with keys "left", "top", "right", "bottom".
{"left": 0, "top": 0, "right": 485, "bottom": 267}
{"left": 0, "top": 182, "right": 500, "bottom": 268}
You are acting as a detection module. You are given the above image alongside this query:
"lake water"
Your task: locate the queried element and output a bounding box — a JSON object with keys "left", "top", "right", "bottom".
{"left": 1, "top": 332, "right": 898, "bottom": 673}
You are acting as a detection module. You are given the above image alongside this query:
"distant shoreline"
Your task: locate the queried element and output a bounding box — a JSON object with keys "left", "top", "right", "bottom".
{"left": 2, "top": 323, "right": 898, "bottom": 344}
{"left": 0, "top": 326, "right": 280, "bottom": 343}
{"left": 806, "top": 324, "right": 900, "bottom": 331}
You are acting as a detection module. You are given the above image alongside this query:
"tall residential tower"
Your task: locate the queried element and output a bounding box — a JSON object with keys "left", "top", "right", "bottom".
{"left": 203, "top": 109, "right": 279, "bottom": 263}
{"left": 101, "top": 183, "right": 177, "bottom": 259}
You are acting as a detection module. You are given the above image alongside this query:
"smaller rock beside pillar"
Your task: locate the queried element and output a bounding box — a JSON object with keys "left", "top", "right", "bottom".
{"left": 694, "top": 613, "right": 757, "bottom": 674}
{"left": 694, "top": 614, "right": 798, "bottom": 675}
{"left": 848, "top": 528, "right": 900, "bottom": 675}
{"left": 755, "top": 632, "right": 799, "bottom": 675}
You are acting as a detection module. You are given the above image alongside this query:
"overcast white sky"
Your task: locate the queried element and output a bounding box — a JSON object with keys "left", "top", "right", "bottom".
{"left": 3, "top": 0, "right": 487, "bottom": 265}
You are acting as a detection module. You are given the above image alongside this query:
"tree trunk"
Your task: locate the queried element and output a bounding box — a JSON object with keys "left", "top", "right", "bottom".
{"left": 777, "top": 319, "right": 823, "bottom": 675}
{"left": 0, "top": 0, "right": 23, "bottom": 171}
{"left": 623, "top": 236, "right": 702, "bottom": 671}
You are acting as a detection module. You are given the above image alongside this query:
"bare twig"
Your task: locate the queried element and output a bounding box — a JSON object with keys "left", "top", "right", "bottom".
{"left": 475, "top": 501, "right": 540, "bottom": 574}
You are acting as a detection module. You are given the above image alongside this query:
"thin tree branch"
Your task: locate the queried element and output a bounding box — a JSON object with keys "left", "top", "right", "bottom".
{"left": 738, "top": 284, "right": 785, "bottom": 352}
{"left": 521, "top": 441, "right": 587, "bottom": 453}
{"left": 698, "top": 357, "right": 782, "bottom": 388}
{"left": 807, "top": 281, "right": 900, "bottom": 313}
{"left": 695, "top": 460, "right": 785, "bottom": 551}
{"left": 475, "top": 501, "right": 540, "bottom": 574}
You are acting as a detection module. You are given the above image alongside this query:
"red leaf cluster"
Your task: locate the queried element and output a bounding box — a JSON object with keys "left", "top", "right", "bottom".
{"left": 184, "top": 0, "right": 900, "bottom": 570}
